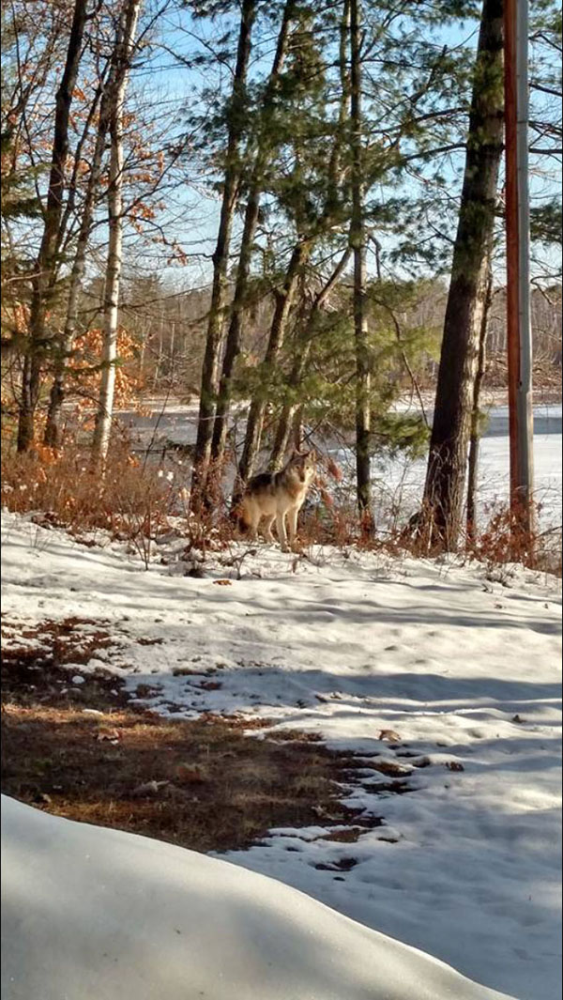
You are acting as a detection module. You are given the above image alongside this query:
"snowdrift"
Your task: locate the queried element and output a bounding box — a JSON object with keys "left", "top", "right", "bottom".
{"left": 1, "top": 795, "right": 516, "bottom": 1000}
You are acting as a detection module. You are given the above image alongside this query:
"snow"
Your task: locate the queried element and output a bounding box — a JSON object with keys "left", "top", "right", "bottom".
{"left": 1, "top": 794, "right": 516, "bottom": 1000}
{"left": 1, "top": 509, "right": 561, "bottom": 1000}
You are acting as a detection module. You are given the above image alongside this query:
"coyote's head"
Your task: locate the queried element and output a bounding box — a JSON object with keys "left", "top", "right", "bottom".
{"left": 286, "top": 449, "right": 317, "bottom": 484}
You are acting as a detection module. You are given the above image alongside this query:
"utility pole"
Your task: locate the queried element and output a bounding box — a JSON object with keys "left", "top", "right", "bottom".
{"left": 504, "top": 0, "right": 534, "bottom": 534}
{"left": 350, "top": 0, "right": 373, "bottom": 530}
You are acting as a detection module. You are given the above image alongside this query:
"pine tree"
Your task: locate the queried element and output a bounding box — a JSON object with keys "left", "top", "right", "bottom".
{"left": 232, "top": 2, "right": 345, "bottom": 499}
{"left": 350, "top": 0, "right": 371, "bottom": 525}
{"left": 421, "top": 0, "right": 504, "bottom": 550}
{"left": 210, "top": 0, "right": 298, "bottom": 469}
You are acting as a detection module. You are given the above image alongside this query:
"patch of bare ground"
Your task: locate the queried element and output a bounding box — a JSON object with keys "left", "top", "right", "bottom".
{"left": 2, "top": 618, "right": 380, "bottom": 853}
{"left": 1, "top": 616, "right": 127, "bottom": 709}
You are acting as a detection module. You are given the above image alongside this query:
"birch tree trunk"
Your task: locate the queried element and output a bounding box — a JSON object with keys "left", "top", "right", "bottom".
{"left": 421, "top": 0, "right": 503, "bottom": 550}
{"left": 91, "top": 0, "right": 142, "bottom": 467}
{"left": 350, "top": 0, "right": 372, "bottom": 526}
{"left": 210, "top": 0, "right": 296, "bottom": 468}
{"left": 17, "top": 0, "right": 89, "bottom": 453}
{"left": 190, "top": 0, "right": 256, "bottom": 506}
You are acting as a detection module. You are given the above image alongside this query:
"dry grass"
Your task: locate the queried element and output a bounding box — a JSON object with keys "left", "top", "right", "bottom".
{"left": 1, "top": 440, "right": 176, "bottom": 560}
{"left": 467, "top": 500, "right": 562, "bottom": 578}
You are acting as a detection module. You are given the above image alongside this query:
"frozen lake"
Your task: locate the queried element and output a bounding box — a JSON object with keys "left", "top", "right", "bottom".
{"left": 372, "top": 404, "right": 562, "bottom": 533}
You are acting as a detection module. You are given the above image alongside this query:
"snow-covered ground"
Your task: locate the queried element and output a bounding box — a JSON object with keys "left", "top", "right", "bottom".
{"left": 1, "top": 510, "right": 561, "bottom": 1000}
{"left": 1, "top": 795, "right": 516, "bottom": 1000}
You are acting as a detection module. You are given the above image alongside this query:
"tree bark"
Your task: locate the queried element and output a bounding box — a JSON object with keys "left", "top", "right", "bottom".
{"left": 17, "top": 0, "right": 89, "bottom": 452}
{"left": 190, "top": 0, "right": 256, "bottom": 506}
{"left": 210, "top": 0, "right": 296, "bottom": 469}
{"left": 422, "top": 0, "right": 504, "bottom": 550}
{"left": 91, "top": 0, "right": 142, "bottom": 467}
{"left": 466, "top": 264, "right": 494, "bottom": 542}
{"left": 234, "top": 242, "right": 308, "bottom": 503}
{"left": 350, "top": 0, "right": 372, "bottom": 526}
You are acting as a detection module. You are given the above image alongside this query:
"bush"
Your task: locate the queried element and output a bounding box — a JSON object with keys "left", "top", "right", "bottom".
{"left": 468, "top": 500, "right": 562, "bottom": 578}
{"left": 1, "top": 440, "right": 177, "bottom": 565}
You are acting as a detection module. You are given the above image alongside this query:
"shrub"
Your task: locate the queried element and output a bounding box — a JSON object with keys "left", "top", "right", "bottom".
{"left": 1, "top": 439, "right": 176, "bottom": 565}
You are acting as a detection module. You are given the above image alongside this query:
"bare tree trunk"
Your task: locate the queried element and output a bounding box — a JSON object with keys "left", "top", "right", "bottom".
{"left": 139, "top": 322, "right": 148, "bottom": 383}
{"left": 153, "top": 303, "right": 164, "bottom": 391}
{"left": 350, "top": 0, "right": 372, "bottom": 526}
{"left": 421, "top": 0, "right": 503, "bottom": 550}
{"left": 210, "top": 0, "right": 296, "bottom": 468}
{"left": 91, "top": 0, "right": 142, "bottom": 466}
{"left": 17, "top": 0, "right": 89, "bottom": 452}
{"left": 270, "top": 247, "right": 352, "bottom": 469}
{"left": 190, "top": 0, "right": 256, "bottom": 505}
{"left": 466, "top": 264, "right": 494, "bottom": 542}
{"left": 234, "top": 242, "right": 308, "bottom": 503}
{"left": 169, "top": 321, "right": 176, "bottom": 382}
{"left": 44, "top": 72, "right": 113, "bottom": 447}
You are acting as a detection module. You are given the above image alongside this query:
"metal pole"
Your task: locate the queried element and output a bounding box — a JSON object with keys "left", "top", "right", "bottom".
{"left": 515, "top": 0, "right": 534, "bottom": 528}
{"left": 504, "top": 0, "right": 534, "bottom": 534}
{"left": 505, "top": 0, "right": 520, "bottom": 501}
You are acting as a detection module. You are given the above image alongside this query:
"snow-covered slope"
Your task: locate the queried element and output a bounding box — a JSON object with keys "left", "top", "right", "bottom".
{"left": 1, "top": 511, "right": 561, "bottom": 999}
{"left": 1, "top": 795, "right": 516, "bottom": 1000}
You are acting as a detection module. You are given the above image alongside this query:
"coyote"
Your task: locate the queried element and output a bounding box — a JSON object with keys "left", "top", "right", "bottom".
{"left": 239, "top": 450, "right": 316, "bottom": 551}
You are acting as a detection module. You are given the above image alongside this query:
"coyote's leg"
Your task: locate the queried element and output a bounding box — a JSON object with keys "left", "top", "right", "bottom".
{"left": 276, "top": 511, "right": 288, "bottom": 552}
{"left": 263, "top": 515, "right": 276, "bottom": 543}
{"left": 287, "top": 507, "right": 299, "bottom": 549}
{"left": 245, "top": 503, "right": 260, "bottom": 541}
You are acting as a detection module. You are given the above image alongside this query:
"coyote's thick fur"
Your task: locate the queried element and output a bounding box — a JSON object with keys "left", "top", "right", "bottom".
{"left": 239, "top": 450, "right": 316, "bottom": 551}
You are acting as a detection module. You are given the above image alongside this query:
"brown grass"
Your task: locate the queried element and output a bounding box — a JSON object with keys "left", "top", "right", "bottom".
{"left": 1, "top": 441, "right": 176, "bottom": 562}
{"left": 467, "top": 500, "right": 562, "bottom": 578}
